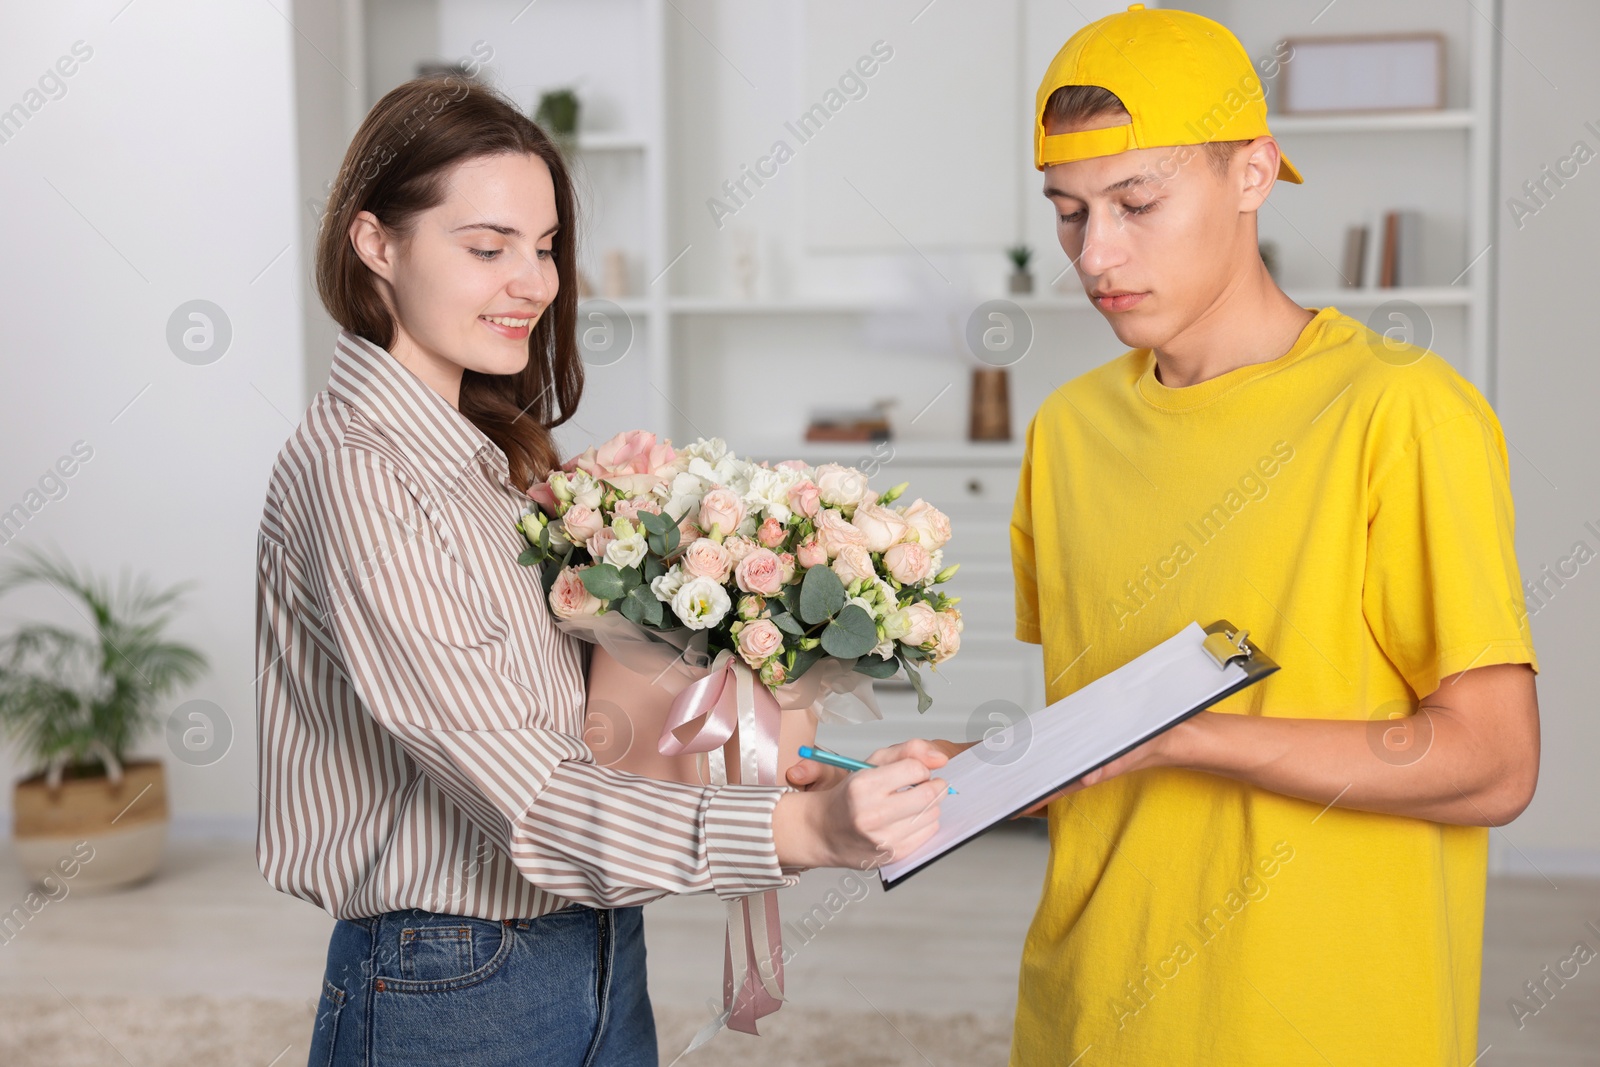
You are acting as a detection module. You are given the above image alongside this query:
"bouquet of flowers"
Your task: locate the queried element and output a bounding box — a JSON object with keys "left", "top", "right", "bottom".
{"left": 517, "top": 430, "right": 963, "bottom": 710}
{"left": 514, "top": 429, "right": 962, "bottom": 1042}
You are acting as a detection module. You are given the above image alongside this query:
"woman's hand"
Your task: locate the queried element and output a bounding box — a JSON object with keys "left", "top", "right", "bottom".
{"left": 773, "top": 739, "right": 949, "bottom": 870}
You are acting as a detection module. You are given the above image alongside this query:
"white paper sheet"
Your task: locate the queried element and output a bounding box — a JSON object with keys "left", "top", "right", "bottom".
{"left": 880, "top": 623, "right": 1252, "bottom": 886}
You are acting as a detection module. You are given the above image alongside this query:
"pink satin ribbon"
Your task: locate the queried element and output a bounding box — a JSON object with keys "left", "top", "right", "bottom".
{"left": 659, "top": 650, "right": 788, "bottom": 1037}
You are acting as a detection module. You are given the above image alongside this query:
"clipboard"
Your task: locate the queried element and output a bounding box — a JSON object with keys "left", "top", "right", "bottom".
{"left": 878, "top": 619, "right": 1279, "bottom": 890}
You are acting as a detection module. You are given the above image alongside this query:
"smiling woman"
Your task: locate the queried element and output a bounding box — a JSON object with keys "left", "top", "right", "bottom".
{"left": 314, "top": 76, "right": 584, "bottom": 487}
{"left": 259, "top": 74, "right": 948, "bottom": 1067}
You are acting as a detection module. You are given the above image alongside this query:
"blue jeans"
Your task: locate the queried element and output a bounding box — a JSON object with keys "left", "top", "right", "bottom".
{"left": 308, "top": 903, "right": 658, "bottom": 1066}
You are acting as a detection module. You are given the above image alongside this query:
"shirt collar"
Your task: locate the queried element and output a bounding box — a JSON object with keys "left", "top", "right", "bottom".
{"left": 326, "top": 328, "right": 513, "bottom": 491}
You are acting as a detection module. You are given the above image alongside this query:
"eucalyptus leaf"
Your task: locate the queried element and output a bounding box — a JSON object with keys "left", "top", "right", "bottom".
{"left": 772, "top": 612, "right": 806, "bottom": 637}
{"left": 787, "top": 645, "right": 823, "bottom": 684}
{"left": 797, "top": 565, "right": 845, "bottom": 625}
{"left": 907, "top": 663, "right": 934, "bottom": 713}
{"left": 820, "top": 603, "right": 878, "bottom": 658}
{"left": 852, "top": 653, "right": 900, "bottom": 679}
{"left": 578, "top": 563, "right": 627, "bottom": 601}
{"left": 625, "top": 584, "right": 664, "bottom": 627}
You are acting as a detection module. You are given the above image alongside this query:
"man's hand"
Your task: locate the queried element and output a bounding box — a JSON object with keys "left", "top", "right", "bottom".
{"left": 1006, "top": 663, "right": 1540, "bottom": 827}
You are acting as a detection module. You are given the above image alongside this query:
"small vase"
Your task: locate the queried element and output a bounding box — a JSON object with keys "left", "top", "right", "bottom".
{"left": 1008, "top": 270, "right": 1034, "bottom": 295}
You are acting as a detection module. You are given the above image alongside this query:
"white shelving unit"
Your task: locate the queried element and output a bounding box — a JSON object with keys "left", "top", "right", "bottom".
{"left": 353, "top": 0, "right": 1499, "bottom": 745}
{"left": 1188, "top": 0, "right": 1500, "bottom": 397}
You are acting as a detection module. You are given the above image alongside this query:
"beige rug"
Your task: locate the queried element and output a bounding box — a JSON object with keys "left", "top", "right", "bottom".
{"left": 0, "top": 994, "right": 1013, "bottom": 1066}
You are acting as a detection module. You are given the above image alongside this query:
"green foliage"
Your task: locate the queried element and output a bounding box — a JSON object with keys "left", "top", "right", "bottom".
{"left": 0, "top": 548, "right": 208, "bottom": 775}
{"left": 797, "top": 564, "right": 845, "bottom": 625}
{"left": 1006, "top": 243, "right": 1033, "bottom": 271}
{"left": 820, "top": 603, "right": 878, "bottom": 659}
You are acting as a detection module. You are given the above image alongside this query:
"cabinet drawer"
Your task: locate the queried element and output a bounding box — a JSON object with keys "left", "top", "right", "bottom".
{"left": 889, "top": 461, "right": 1021, "bottom": 518}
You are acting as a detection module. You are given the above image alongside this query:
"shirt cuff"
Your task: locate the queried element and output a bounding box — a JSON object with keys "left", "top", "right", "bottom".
{"left": 702, "top": 783, "right": 797, "bottom": 899}
{"left": 1016, "top": 619, "right": 1042, "bottom": 644}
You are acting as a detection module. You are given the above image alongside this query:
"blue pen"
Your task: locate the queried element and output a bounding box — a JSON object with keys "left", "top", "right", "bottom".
{"left": 797, "top": 745, "right": 957, "bottom": 795}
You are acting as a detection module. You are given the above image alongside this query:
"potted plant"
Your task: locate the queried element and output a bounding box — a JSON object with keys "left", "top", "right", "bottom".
{"left": 1006, "top": 243, "right": 1034, "bottom": 295}
{"left": 0, "top": 549, "right": 206, "bottom": 891}
{"left": 535, "top": 87, "right": 581, "bottom": 141}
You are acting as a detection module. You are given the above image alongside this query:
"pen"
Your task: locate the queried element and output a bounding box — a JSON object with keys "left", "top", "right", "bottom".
{"left": 796, "top": 745, "right": 957, "bottom": 795}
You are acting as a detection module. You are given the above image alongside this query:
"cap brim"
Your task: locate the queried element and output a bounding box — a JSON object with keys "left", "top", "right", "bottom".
{"left": 1277, "top": 153, "right": 1304, "bottom": 184}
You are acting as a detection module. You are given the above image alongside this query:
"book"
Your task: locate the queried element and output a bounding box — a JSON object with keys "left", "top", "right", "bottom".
{"left": 1378, "top": 208, "right": 1423, "bottom": 287}
{"left": 1341, "top": 225, "right": 1368, "bottom": 288}
{"left": 878, "top": 620, "right": 1280, "bottom": 889}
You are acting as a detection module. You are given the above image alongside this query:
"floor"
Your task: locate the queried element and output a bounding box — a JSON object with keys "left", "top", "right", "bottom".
{"left": 0, "top": 825, "right": 1594, "bottom": 1065}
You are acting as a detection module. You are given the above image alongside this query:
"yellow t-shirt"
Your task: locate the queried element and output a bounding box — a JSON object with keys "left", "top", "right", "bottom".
{"left": 1008, "top": 305, "right": 1539, "bottom": 1066}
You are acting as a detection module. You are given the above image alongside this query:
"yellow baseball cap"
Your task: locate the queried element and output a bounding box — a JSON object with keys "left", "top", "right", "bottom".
{"left": 1034, "top": 3, "right": 1303, "bottom": 184}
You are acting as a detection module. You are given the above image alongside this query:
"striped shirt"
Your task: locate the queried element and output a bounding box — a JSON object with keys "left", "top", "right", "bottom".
{"left": 254, "top": 329, "right": 795, "bottom": 920}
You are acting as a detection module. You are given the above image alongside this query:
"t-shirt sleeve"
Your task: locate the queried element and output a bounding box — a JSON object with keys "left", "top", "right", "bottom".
{"left": 1012, "top": 415, "right": 1042, "bottom": 645}
{"left": 1363, "top": 407, "right": 1539, "bottom": 698}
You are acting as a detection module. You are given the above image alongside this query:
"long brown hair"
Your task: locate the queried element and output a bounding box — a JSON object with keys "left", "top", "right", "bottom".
{"left": 315, "top": 75, "right": 583, "bottom": 489}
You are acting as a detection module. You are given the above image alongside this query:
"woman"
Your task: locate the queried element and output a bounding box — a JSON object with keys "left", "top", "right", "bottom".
{"left": 254, "top": 76, "right": 948, "bottom": 1066}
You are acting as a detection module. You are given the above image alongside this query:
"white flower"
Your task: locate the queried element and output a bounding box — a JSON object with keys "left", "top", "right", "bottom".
{"left": 671, "top": 575, "right": 732, "bottom": 630}
{"left": 650, "top": 564, "right": 687, "bottom": 603}
{"left": 603, "top": 529, "right": 648, "bottom": 570}
{"left": 813, "top": 463, "right": 873, "bottom": 510}
{"left": 743, "top": 465, "right": 800, "bottom": 524}
{"left": 564, "top": 469, "right": 603, "bottom": 510}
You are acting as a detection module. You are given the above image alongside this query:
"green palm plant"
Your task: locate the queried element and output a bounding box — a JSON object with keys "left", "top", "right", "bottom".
{"left": 0, "top": 548, "right": 206, "bottom": 788}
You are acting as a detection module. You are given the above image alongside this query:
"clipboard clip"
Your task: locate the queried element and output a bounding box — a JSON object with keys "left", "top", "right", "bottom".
{"left": 1202, "top": 627, "right": 1253, "bottom": 670}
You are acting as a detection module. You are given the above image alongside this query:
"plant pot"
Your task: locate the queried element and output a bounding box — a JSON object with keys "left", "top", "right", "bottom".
{"left": 1008, "top": 270, "right": 1034, "bottom": 295}
{"left": 584, "top": 645, "right": 817, "bottom": 787}
{"left": 12, "top": 758, "right": 168, "bottom": 892}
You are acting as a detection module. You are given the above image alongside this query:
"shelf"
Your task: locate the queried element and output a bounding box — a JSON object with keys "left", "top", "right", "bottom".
{"left": 1286, "top": 286, "right": 1475, "bottom": 308}
{"left": 1269, "top": 109, "right": 1477, "bottom": 135}
{"left": 663, "top": 288, "right": 1474, "bottom": 318}
{"left": 572, "top": 131, "right": 649, "bottom": 152}
{"left": 743, "top": 440, "right": 1025, "bottom": 465}
{"left": 578, "top": 296, "right": 651, "bottom": 316}
{"left": 669, "top": 296, "right": 881, "bottom": 315}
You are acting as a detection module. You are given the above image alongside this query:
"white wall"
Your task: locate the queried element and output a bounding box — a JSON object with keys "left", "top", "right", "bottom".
{"left": 1493, "top": 0, "right": 1600, "bottom": 875}
{"left": 0, "top": 2, "right": 305, "bottom": 835}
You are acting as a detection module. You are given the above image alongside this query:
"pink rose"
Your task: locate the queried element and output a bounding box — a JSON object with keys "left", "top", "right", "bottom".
{"left": 756, "top": 516, "right": 787, "bottom": 548}
{"left": 585, "top": 527, "right": 617, "bottom": 562}
{"left": 723, "top": 535, "right": 759, "bottom": 565}
{"left": 549, "top": 566, "right": 603, "bottom": 619}
{"left": 759, "top": 658, "right": 788, "bottom": 686}
{"left": 613, "top": 496, "right": 662, "bottom": 522}
{"left": 736, "top": 618, "right": 785, "bottom": 668}
{"left": 735, "top": 548, "right": 785, "bottom": 596}
{"left": 851, "top": 500, "right": 910, "bottom": 553}
{"left": 795, "top": 536, "right": 828, "bottom": 569}
{"left": 831, "top": 544, "right": 877, "bottom": 585}
{"left": 562, "top": 504, "right": 604, "bottom": 544}
{"left": 814, "top": 509, "right": 867, "bottom": 559}
{"left": 884, "top": 541, "right": 933, "bottom": 584}
{"left": 526, "top": 479, "right": 559, "bottom": 511}
{"left": 813, "top": 464, "right": 872, "bottom": 510}
{"left": 568, "top": 430, "right": 677, "bottom": 495}
{"left": 786, "top": 479, "right": 821, "bottom": 519}
{"left": 929, "top": 609, "right": 963, "bottom": 664}
{"left": 698, "top": 487, "right": 746, "bottom": 538}
{"left": 676, "top": 512, "right": 701, "bottom": 542}
{"left": 893, "top": 602, "right": 939, "bottom": 647}
{"left": 777, "top": 552, "right": 797, "bottom": 584}
{"left": 902, "top": 498, "right": 952, "bottom": 550}
{"left": 680, "top": 537, "right": 733, "bottom": 583}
